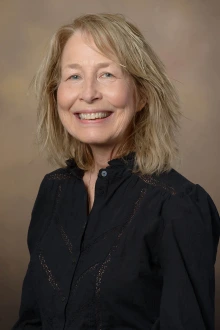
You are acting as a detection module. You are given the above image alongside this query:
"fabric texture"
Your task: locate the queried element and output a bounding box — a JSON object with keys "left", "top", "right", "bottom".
{"left": 12, "top": 153, "right": 220, "bottom": 330}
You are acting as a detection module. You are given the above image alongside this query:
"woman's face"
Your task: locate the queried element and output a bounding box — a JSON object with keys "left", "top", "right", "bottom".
{"left": 57, "top": 31, "right": 140, "bottom": 149}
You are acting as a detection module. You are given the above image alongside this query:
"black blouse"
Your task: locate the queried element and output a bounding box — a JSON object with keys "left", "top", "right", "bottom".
{"left": 12, "top": 153, "right": 220, "bottom": 330}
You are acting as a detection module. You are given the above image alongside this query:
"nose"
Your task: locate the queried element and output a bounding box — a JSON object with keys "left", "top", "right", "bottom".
{"left": 79, "top": 77, "right": 102, "bottom": 104}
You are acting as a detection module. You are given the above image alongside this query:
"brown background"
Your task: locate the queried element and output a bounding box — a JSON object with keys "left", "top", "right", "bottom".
{"left": 0, "top": 0, "right": 220, "bottom": 329}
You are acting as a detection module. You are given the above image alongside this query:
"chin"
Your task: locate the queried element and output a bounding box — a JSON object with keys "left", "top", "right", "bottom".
{"left": 74, "top": 134, "right": 114, "bottom": 146}
{"left": 83, "top": 140, "right": 112, "bottom": 147}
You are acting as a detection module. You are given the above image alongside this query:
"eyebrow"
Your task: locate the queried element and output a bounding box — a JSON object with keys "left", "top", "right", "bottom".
{"left": 63, "top": 62, "right": 113, "bottom": 70}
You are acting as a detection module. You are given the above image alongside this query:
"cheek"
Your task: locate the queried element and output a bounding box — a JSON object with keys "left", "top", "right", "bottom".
{"left": 108, "top": 84, "right": 136, "bottom": 110}
{"left": 57, "top": 84, "right": 76, "bottom": 110}
{"left": 57, "top": 107, "right": 73, "bottom": 135}
{"left": 57, "top": 86, "right": 74, "bottom": 130}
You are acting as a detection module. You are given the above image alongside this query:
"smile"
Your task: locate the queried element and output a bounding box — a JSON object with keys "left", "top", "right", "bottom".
{"left": 77, "top": 112, "right": 112, "bottom": 120}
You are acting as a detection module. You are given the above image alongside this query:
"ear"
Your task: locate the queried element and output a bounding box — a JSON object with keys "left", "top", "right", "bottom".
{"left": 136, "top": 97, "right": 147, "bottom": 112}
{"left": 132, "top": 80, "right": 147, "bottom": 113}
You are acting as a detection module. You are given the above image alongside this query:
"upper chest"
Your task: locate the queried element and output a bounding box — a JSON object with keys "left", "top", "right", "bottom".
{"left": 39, "top": 173, "right": 165, "bottom": 258}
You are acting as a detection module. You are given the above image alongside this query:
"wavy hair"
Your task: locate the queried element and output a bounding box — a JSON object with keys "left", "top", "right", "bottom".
{"left": 34, "top": 13, "right": 181, "bottom": 174}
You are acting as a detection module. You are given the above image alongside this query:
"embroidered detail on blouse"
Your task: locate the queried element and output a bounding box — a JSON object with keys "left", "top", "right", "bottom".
{"left": 55, "top": 184, "right": 74, "bottom": 255}
{"left": 47, "top": 173, "right": 72, "bottom": 180}
{"left": 137, "top": 173, "right": 176, "bottom": 195}
{"left": 51, "top": 184, "right": 63, "bottom": 226}
{"left": 72, "top": 263, "right": 99, "bottom": 295}
{"left": 95, "top": 188, "right": 147, "bottom": 330}
{"left": 39, "top": 252, "right": 64, "bottom": 300}
{"left": 59, "top": 225, "right": 73, "bottom": 254}
{"left": 57, "top": 184, "right": 62, "bottom": 201}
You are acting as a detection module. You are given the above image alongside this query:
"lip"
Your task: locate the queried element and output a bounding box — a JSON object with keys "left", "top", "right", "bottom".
{"left": 73, "top": 110, "right": 113, "bottom": 124}
{"left": 74, "top": 110, "right": 113, "bottom": 114}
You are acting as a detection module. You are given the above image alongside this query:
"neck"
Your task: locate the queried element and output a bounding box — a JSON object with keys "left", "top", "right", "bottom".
{"left": 89, "top": 145, "right": 119, "bottom": 174}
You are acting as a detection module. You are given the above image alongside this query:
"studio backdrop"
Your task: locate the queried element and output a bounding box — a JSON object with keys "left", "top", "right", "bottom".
{"left": 0, "top": 1, "right": 219, "bottom": 329}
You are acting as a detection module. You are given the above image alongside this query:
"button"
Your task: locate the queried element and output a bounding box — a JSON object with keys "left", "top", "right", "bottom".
{"left": 61, "top": 296, "right": 66, "bottom": 302}
{"left": 101, "top": 170, "right": 107, "bottom": 177}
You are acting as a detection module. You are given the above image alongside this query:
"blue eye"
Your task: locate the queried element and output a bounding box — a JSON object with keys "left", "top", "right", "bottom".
{"left": 102, "top": 72, "right": 114, "bottom": 78}
{"left": 69, "top": 75, "right": 80, "bottom": 80}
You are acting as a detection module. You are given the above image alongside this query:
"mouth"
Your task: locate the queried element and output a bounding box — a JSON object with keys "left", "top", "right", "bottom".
{"left": 76, "top": 111, "right": 112, "bottom": 120}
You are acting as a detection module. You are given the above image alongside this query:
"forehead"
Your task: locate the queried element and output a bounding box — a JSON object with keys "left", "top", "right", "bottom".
{"left": 60, "top": 30, "right": 119, "bottom": 67}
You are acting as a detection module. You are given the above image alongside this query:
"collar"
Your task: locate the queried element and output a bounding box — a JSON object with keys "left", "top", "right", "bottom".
{"left": 65, "top": 152, "right": 135, "bottom": 180}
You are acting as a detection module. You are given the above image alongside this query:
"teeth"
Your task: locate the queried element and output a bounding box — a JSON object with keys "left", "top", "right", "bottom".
{"left": 78, "top": 112, "right": 110, "bottom": 120}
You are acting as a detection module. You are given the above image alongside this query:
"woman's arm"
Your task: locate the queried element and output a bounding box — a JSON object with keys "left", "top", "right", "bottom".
{"left": 12, "top": 175, "right": 55, "bottom": 329}
{"left": 12, "top": 263, "right": 42, "bottom": 329}
{"left": 153, "top": 184, "right": 220, "bottom": 330}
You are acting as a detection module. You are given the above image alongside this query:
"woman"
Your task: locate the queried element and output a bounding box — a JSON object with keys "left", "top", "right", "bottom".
{"left": 13, "top": 13, "right": 220, "bottom": 330}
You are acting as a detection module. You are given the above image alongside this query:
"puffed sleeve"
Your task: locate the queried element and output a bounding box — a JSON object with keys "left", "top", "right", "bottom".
{"left": 12, "top": 174, "right": 56, "bottom": 329}
{"left": 155, "top": 184, "right": 220, "bottom": 330}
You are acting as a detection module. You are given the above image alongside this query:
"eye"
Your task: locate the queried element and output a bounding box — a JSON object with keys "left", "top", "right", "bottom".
{"left": 99, "top": 72, "right": 116, "bottom": 83}
{"left": 101, "top": 72, "right": 114, "bottom": 78}
{"left": 68, "top": 74, "right": 80, "bottom": 80}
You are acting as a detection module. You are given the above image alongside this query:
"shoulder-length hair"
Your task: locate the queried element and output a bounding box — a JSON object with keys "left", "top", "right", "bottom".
{"left": 34, "top": 13, "right": 181, "bottom": 175}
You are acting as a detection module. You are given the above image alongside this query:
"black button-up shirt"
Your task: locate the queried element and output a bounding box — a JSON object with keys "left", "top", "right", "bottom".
{"left": 12, "top": 153, "right": 220, "bottom": 329}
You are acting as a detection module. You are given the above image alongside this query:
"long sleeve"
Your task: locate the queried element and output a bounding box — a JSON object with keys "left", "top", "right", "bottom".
{"left": 12, "top": 264, "right": 42, "bottom": 329}
{"left": 12, "top": 175, "right": 56, "bottom": 329}
{"left": 155, "top": 184, "right": 220, "bottom": 330}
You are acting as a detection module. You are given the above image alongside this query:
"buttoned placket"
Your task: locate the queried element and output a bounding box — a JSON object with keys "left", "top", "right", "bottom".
{"left": 62, "top": 169, "right": 109, "bottom": 329}
{"left": 88, "top": 168, "right": 109, "bottom": 216}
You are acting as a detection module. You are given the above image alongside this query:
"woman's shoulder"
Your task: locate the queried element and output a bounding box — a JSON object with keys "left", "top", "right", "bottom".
{"left": 43, "top": 159, "right": 84, "bottom": 182}
{"left": 160, "top": 169, "right": 220, "bottom": 255}
{"left": 27, "top": 167, "right": 74, "bottom": 254}
{"left": 155, "top": 168, "right": 196, "bottom": 194}
{"left": 153, "top": 168, "right": 219, "bottom": 219}
{"left": 146, "top": 168, "right": 219, "bottom": 244}
{"left": 137, "top": 167, "right": 197, "bottom": 197}
{"left": 152, "top": 169, "right": 220, "bottom": 265}
{"left": 43, "top": 166, "right": 73, "bottom": 182}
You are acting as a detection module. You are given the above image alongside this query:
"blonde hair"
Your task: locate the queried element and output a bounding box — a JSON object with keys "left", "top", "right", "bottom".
{"left": 35, "top": 13, "right": 181, "bottom": 175}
